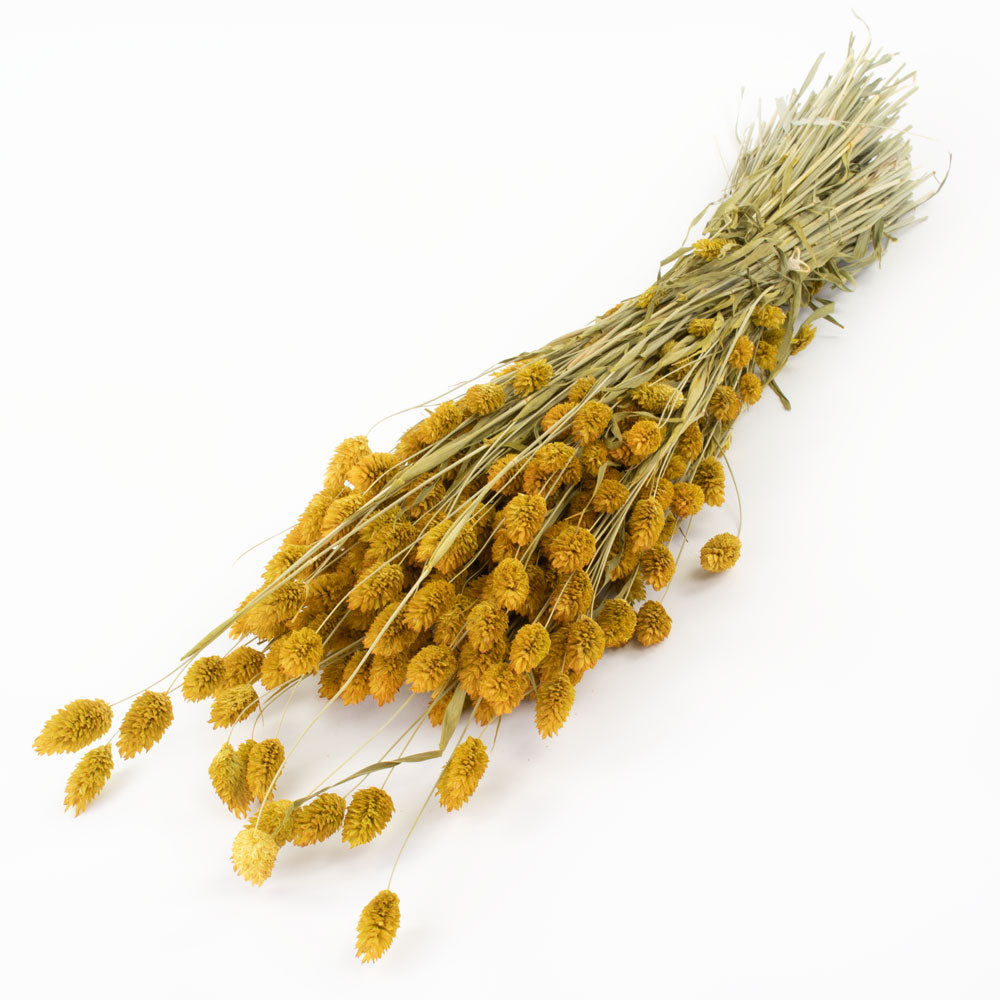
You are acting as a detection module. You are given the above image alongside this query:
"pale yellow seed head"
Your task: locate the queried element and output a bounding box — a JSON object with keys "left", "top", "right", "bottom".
{"left": 535, "top": 674, "right": 575, "bottom": 738}
{"left": 342, "top": 787, "right": 395, "bottom": 848}
{"left": 356, "top": 890, "right": 401, "bottom": 963}
{"left": 34, "top": 699, "right": 113, "bottom": 756}
{"left": 436, "top": 736, "right": 489, "bottom": 811}
{"left": 63, "top": 744, "right": 114, "bottom": 816}
{"left": 292, "top": 793, "right": 347, "bottom": 846}
{"left": 246, "top": 737, "right": 285, "bottom": 801}
{"left": 182, "top": 656, "right": 227, "bottom": 702}
{"left": 231, "top": 827, "right": 278, "bottom": 886}
{"left": 635, "top": 601, "right": 672, "bottom": 647}
{"left": 117, "top": 691, "right": 173, "bottom": 760}
{"left": 700, "top": 532, "right": 742, "bottom": 573}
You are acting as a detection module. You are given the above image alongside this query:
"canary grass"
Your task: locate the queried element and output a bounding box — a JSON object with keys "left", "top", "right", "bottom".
{"left": 37, "top": 37, "right": 939, "bottom": 963}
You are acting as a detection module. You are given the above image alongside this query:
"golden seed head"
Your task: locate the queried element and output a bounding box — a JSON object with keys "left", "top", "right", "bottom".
{"left": 754, "top": 339, "right": 779, "bottom": 372}
{"left": 708, "top": 385, "right": 741, "bottom": 423}
{"left": 751, "top": 303, "right": 786, "bottom": 331}
{"left": 246, "top": 737, "right": 285, "bottom": 801}
{"left": 635, "top": 282, "right": 663, "bottom": 309}
{"left": 223, "top": 646, "right": 265, "bottom": 687}
{"left": 490, "top": 558, "right": 530, "bottom": 612}
{"left": 675, "top": 422, "right": 704, "bottom": 461}
{"left": 633, "top": 381, "right": 685, "bottom": 414}
{"left": 34, "top": 699, "right": 113, "bottom": 756}
{"left": 369, "top": 653, "right": 408, "bottom": 706}
{"left": 627, "top": 498, "right": 666, "bottom": 554}
{"left": 579, "top": 441, "right": 609, "bottom": 476}
{"left": 572, "top": 400, "right": 613, "bottom": 445}
{"left": 277, "top": 627, "right": 324, "bottom": 678}
{"left": 465, "top": 602, "right": 509, "bottom": 653}
{"left": 509, "top": 622, "right": 551, "bottom": 673}
{"left": 347, "top": 564, "right": 405, "bottom": 615}
{"left": 342, "top": 787, "right": 395, "bottom": 848}
{"left": 564, "top": 616, "right": 606, "bottom": 674}
{"left": 670, "top": 481, "right": 705, "bottom": 519}
{"left": 541, "top": 401, "right": 575, "bottom": 433}
{"left": 437, "top": 736, "right": 489, "bottom": 812}
{"left": 635, "top": 601, "right": 672, "bottom": 647}
{"left": 640, "top": 546, "right": 676, "bottom": 590}
{"left": 405, "top": 645, "right": 457, "bottom": 694}
{"left": 692, "top": 237, "right": 735, "bottom": 261}
{"left": 623, "top": 419, "right": 662, "bottom": 459}
{"left": 590, "top": 479, "right": 629, "bottom": 514}
{"left": 356, "top": 890, "right": 401, "bottom": 963}
{"left": 479, "top": 660, "right": 529, "bottom": 715}
{"left": 542, "top": 522, "right": 596, "bottom": 575}
{"left": 247, "top": 798, "right": 297, "bottom": 846}
{"left": 208, "top": 741, "right": 252, "bottom": 817}
{"left": 182, "top": 656, "right": 226, "bottom": 702}
{"left": 117, "top": 691, "right": 173, "bottom": 760}
{"left": 292, "top": 793, "right": 347, "bottom": 846}
{"left": 502, "top": 493, "right": 547, "bottom": 546}
{"left": 728, "top": 334, "right": 755, "bottom": 368}
{"left": 597, "top": 598, "right": 637, "bottom": 648}
{"left": 463, "top": 382, "right": 506, "bottom": 416}
{"left": 737, "top": 371, "right": 763, "bottom": 405}
{"left": 346, "top": 451, "right": 396, "bottom": 493}
{"left": 687, "top": 316, "right": 716, "bottom": 338}
{"left": 512, "top": 359, "right": 554, "bottom": 397}
{"left": 790, "top": 322, "right": 815, "bottom": 354}
{"left": 694, "top": 457, "right": 726, "bottom": 507}
{"left": 551, "top": 570, "right": 594, "bottom": 624}
{"left": 262, "top": 543, "right": 310, "bottom": 583}
{"left": 568, "top": 375, "right": 597, "bottom": 403}
{"left": 231, "top": 827, "right": 279, "bottom": 886}
{"left": 63, "top": 744, "right": 114, "bottom": 816}
{"left": 324, "top": 435, "right": 372, "bottom": 490}
{"left": 700, "top": 532, "right": 742, "bottom": 572}
{"left": 403, "top": 578, "right": 456, "bottom": 632}
{"left": 535, "top": 674, "right": 576, "bottom": 738}
{"left": 209, "top": 684, "right": 260, "bottom": 729}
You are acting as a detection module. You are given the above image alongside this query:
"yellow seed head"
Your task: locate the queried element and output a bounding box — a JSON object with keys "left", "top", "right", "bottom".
{"left": 209, "top": 684, "right": 260, "bottom": 729}
{"left": 728, "top": 334, "right": 755, "bottom": 368}
{"left": 292, "top": 793, "right": 347, "bottom": 846}
{"left": 692, "top": 237, "right": 735, "bottom": 261}
{"left": 568, "top": 375, "right": 596, "bottom": 403}
{"left": 246, "top": 737, "right": 285, "bottom": 801}
{"left": 63, "top": 744, "right": 114, "bottom": 816}
{"left": 737, "top": 371, "right": 763, "bottom": 405}
{"left": 403, "top": 578, "right": 456, "bottom": 631}
{"left": 347, "top": 564, "right": 405, "bottom": 615}
{"left": 565, "top": 616, "right": 605, "bottom": 674}
{"left": 542, "top": 522, "right": 596, "bottom": 574}
{"left": 623, "top": 419, "right": 662, "bottom": 459}
{"left": 405, "top": 645, "right": 457, "bottom": 694}
{"left": 437, "top": 736, "right": 489, "bottom": 812}
{"left": 708, "top": 385, "right": 741, "bottom": 422}
{"left": 755, "top": 339, "right": 779, "bottom": 372}
{"left": 687, "top": 316, "right": 716, "bottom": 338}
{"left": 512, "top": 359, "right": 554, "bottom": 397}
{"left": 541, "top": 400, "right": 575, "bottom": 433}
{"left": 465, "top": 602, "right": 509, "bottom": 652}
{"left": 627, "top": 498, "right": 666, "bottom": 554}
{"left": 550, "top": 570, "right": 594, "bottom": 623}
{"left": 231, "top": 827, "right": 279, "bottom": 886}
{"left": 208, "top": 741, "right": 252, "bottom": 817}
{"left": 591, "top": 479, "right": 629, "bottom": 514}
{"left": 535, "top": 674, "right": 576, "bottom": 738}
{"left": 640, "top": 546, "right": 676, "bottom": 590}
{"left": 700, "top": 532, "right": 742, "bottom": 572}
{"left": 790, "top": 322, "right": 815, "bottom": 354}
{"left": 597, "top": 598, "right": 637, "bottom": 648}
{"left": 490, "top": 558, "right": 530, "bottom": 612}
{"left": 463, "top": 383, "right": 506, "bottom": 416}
{"left": 369, "top": 653, "right": 408, "bottom": 706}
{"left": 479, "top": 660, "right": 529, "bottom": 715}
{"left": 34, "top": 699, "right": 113, "bottom": 756}
{"left": 509, "top": 622, "right": 551, "bottom": 674}
{"left": 276, "top": 627, "right": 323, "bottom": 678}
{"left": 324, "top": 435, "right": 371, "bottom": 490}
{"left": 247, "top": 798, "right": 297, "bottom": 845}
{"left": 356, "top": 890, "right": 401, "bottom": 963}
{"left": 502, "top": 493, "right": 547, "bottom": 546}
{"left": 117, "top": 691, "right": 173, "bottom": 760}
{"left": 182, "top": 656, "right": 226, "bottom": 702}
{"left": 670, "top": 481, "right": 705, "bottom": 519}
{"left": 342, "top": 787, "right": 395, "bottom": 847}
{"left": 222, "top": 646, "right": 265, "bottom": 687}
{"left": 635, "top": 601, "right": 672, "bottom": 646}
{"left": 572, "top": 400, "right": 613, "bottom": 445}
{"left": 751, "top": 303, "right": 786, "bottom": 331}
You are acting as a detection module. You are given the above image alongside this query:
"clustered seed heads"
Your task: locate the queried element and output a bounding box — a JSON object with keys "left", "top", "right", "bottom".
{"left": 35, "top": 42, "right": 928, "bottom": 963}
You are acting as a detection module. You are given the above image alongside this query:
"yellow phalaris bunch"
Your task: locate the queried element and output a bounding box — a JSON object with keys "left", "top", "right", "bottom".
{"left": 35, "top": 40, "right": 930, "bottom": 962}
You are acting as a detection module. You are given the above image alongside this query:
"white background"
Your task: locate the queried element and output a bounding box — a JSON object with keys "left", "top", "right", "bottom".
{"left": 2, "top": 1, "right": 998, "bottom": 997}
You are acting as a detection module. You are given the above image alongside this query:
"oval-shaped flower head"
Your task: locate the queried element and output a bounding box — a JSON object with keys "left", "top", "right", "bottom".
{"left": 64, "top": 744, "right": 114, "bottom": 816}
{"left": 479, "top": 660, "right": 529, "bottom": 715}
{"left": 737, "top": 371, "right": 763, "bottom": 405}
{"left": 463, "top": 382, "right": 505, "bottom": 416}
{"left": 700, "top": 532, "right": 742, "bottom": 573}
{"left": 223, "top": 646, "right": 265, "bottom": 687}
{"left": 436, "top": 737, "right": 489, "bottom": 812}
{"left": 247, "top": 798, "right": 297, "bottom": 845}
{"left": 624, "top": 419, "right": 663, "bottom": 460}
{"left": 405, "top": 645, "right": 457, "bottom": 694}
{"left": 403, "top": 578, "right": 456, "bottom": 632}
{"left": 751, "top": 303, "right": 786, "bottom": 332}
{"left": 565, "top": 616, "right": 606, "bottom": 674}
{"left": 728, "top": 334, "right": 755, "bottom": 368}
{"left": 209, "top": 684, "right": 260, "bottom": 729}
{"left": 687, "top": 316, "right": 716, "bottom": 338}
{"left": 356, "top": 890, "right": 401, "bottom": 963}
{"left": 640, "top": 546, "right": 676, "bottom": 590}
{"left": 512, "top": 358, "right": 554, "bottom": 397}
{"left": 572, "top": 400, "right": 613, "bottom": 445}
{"left": 116, "top": 691, "right": 173, "bottom": 760}
{"left": 708, "top": 385, "right": 741, "bottom": 422}
{"left": 535, "top": 673, "right": 575, "bottom": 738}
{"left": 502, "top": 493, "right": 547, "bottom": 547}
{"left": 208, "top": 742, "right": 252, "bottom": 817}
{"left": 543, "top": 522, "right": 596, "bottom": 575}
{"left": 246, "top": 737, "right": 285, "bottom": 801}
{"left": 506, "top": 622, "right": 549, "bottom": 674}
{"left": 635, "top": 601, "right": 673, "bottom": 647}
{"left": 278, "top": 627, "right": 324, "bottom": 678}
{"left": 342, "top": 787, "right": 395, "bottom": 848}
{"left": 292, "top": 793, "right": 347, "bottom": 847}
{"left": 597, "top": 598, "right": 637, "bottom": 648}
{"left": 627, "top": 498, "right": 666, "bottom": 554}
{"left": 182, "top": 656, "right": 226, "bottom": 702}
{"left": 490, "top": 558, "right": 530, "bottom": 612}
{"left": 671, "top": 482, "right": 705, "bottom": 519}
{"left": 465, "top": 602, "right": 509, "bottom": 653}
{"left": 790, "top": 322, "right": 816, "bottom": 354}
{"left": 231, "top": 827, "right": 279, "bottom": 886}
{"left": 551, "top": 570, "right": 593, "bottom": 624}
{"left": 34, "top": 698, "right": 113, "bottom": 755}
